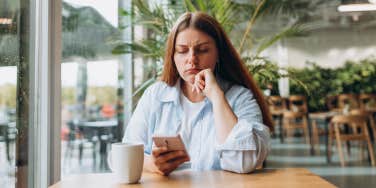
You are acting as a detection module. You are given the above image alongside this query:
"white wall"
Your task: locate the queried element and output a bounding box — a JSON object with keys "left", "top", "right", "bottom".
{"left": 264, "top": 28, "right": 376, "bottom": 69}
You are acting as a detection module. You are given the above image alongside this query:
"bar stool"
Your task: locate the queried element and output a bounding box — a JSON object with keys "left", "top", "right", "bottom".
{"left": 283, "top": 111, "right": 310, "bottom": 144}
{"left": 328, "top": 114, "right": 375, "bottom": 167}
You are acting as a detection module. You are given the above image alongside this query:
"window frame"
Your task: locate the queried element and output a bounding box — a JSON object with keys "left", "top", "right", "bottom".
{"left": 29, "top": 0, "right": 61, "bottom": 187}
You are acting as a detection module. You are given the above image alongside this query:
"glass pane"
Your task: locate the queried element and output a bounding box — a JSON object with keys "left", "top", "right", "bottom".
{"left": 61, "top": 0, "right": 121, "bottom": 177}
{"left": 0, "top": 67, "right": 17, "bottom": 188}
{"left": 0, "top": 0, "right": 30, "bottom": 187}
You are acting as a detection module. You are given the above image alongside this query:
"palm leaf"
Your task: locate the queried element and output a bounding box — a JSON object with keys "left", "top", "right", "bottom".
{"left": 196, "top": 0, "right": 208, "bottom": 12}
{"left": 238, "top": 0, "right": 267, "bottom": 53}
{"left": 256, "top": 24, "right": 308, "bottom": 55}
{"left": 133, "top": 78, "right": 157, "bottom": 98}
{"left": 184, "top": 0, "right": 197, "bottom": 12}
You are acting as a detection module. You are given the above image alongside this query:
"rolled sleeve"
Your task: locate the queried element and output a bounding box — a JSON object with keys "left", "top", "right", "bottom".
{"left": 216, "top": 121, "right": 270, "bottom": 173}
{"left": 122, "top": 85, "right": 154, "bottom": 155}
{"left": 215, "top": 120, "right": 268, "bottom": 151}
{"left": 215, "top": 86, "right": 271, "bottom": 173}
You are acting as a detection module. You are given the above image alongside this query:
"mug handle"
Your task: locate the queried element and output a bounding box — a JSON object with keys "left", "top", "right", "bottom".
{"left": 107, "top": 151, "right": 113, "bottom": 171}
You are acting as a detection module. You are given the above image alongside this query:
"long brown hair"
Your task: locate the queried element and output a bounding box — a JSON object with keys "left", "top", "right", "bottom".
{"left": 160, "top": 12, "right": 273, "bottom": 130}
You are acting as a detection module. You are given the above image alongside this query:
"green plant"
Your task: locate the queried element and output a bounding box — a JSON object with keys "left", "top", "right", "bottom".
{"left": 289, "top": 62, "right": 337, "bottom": 112}
{"left": 335, "top": 59, "right": 376, "bottom": 94}
{"left": 290, "top": 57, "right": 376, "bottom": 112}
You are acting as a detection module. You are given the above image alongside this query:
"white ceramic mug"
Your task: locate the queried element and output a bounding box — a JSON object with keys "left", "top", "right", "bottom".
{"left": 107, "top": 142, "right": 144, "bottom": 184}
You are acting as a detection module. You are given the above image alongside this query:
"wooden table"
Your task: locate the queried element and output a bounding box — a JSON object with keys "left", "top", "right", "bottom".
{"left": 50, "top": 168, "right": 336, "bottom": 188}
{"left": 76, "top": 120, "right": 118, "bottom": 170}
{"left": 309, "top": 109, "right": 375, "bottom": 163}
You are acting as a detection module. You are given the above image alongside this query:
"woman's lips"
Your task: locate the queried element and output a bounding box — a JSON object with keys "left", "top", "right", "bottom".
{"left": 185, "top": 68, "right": 201, "bottom": 74}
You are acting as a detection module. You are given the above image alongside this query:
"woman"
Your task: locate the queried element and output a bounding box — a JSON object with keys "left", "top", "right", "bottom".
{"left": 123, "top": 12, "right": 273, "bottom": 175}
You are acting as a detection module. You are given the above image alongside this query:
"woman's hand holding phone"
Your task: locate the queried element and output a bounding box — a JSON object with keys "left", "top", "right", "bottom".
{"left": 144, "top": 134, "right": 190, "bottom": 176}
{"left": 146, "top": 146, "right": 189, "bottom": 176}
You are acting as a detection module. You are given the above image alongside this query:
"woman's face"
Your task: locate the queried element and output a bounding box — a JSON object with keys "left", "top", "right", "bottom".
{"left": 174, "top": 28, "right": 218, "bottom": 84}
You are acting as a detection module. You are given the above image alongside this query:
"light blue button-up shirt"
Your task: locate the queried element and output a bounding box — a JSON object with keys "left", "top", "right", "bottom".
{"left": 123, "top": 78, "right": 270, "bottom": 173}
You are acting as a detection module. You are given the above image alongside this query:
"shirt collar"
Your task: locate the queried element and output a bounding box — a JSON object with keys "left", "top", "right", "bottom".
{"left": 159, "top": 79, "right": 182, "bottom": 105}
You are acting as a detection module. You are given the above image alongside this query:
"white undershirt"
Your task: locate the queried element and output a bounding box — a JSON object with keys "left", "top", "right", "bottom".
{"left": 179, "top": 93, "right": 205, "bottom": 142}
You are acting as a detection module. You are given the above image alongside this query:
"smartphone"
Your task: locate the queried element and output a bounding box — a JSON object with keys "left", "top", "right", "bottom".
{"left": 152, "top": 134, "right": 187, "bottom": 152}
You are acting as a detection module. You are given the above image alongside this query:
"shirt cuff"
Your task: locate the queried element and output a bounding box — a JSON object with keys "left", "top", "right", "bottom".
{"left": 215, "top": 119, "right": 270, "bottom": 151}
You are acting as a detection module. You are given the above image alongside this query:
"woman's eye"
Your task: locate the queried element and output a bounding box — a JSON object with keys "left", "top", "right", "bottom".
{"left": 197, "top": 49, "right": 209, "bottom": 53}
{"left": 176, "top": 50, "right": 188, "bottom": 54}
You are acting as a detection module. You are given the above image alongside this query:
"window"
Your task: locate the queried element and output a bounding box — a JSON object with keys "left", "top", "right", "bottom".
{"left": 1, "top": 0, "right": 62, "bottom": 187}
{"left": 60, "top": 0, "right": 123, "bottom": 176}
{"left": 0, "top": 0, "right": 31, "bottom": 187}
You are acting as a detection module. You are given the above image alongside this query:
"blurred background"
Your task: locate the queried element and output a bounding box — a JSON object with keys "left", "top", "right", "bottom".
{"left": 1, "top": 0, "right": 376, "bottom": 187}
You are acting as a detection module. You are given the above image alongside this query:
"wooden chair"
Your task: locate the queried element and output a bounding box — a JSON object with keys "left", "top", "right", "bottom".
{"left": 288, "top": 95, "right": 308, "bottom": 113}
{"left": 350, "top": 109, "right": 376, "bottom": 144}
{"left": 283, "top": 111, "right": 310, "bottom": 144}
{"left": 358, "top": 94, "right": 376, "bottom": 109}
{"left": 337, "top": 94, "right": 359, "bottom": 109}
{"left": 268, "top": 96, "right": 287, "bottom": 113}
{"left": 325, "top": 95, "right": 338, "bottom": 111}
{"left": 311, "top": 117, "right": 328, "bottom": 155}
{"left": 310, "top": 96, "right": 337, "bottom": 155}
{"left": 328, "top": 114, "right": 375, "bottom": 167}
{"left": 267, "top": 96, "right": 287, "bottom": 139}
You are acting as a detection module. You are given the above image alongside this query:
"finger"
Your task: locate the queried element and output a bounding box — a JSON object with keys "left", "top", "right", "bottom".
{"left": 155, "top": 150, "right": 187, "bottom": 165}
{"left": 167, "top": 151, "right": 190, "bottom": 163}
{"left": 152, "top": 146, "right": 168, "bottom": 157}
{"left": 197, "top": 85, "right": 202, "bottom": 94}
{"left": 195, "top": 78, "right": 204, "bottom": 86}
{"left": 156, "top": 162, "right": 174, "bottom": 175}
{"left": 195, "top": 84, "right": 202, "bottom": 94}
{"left": 192, "top": 76, "right": 200, "bottom": 92}
{"left": 202, "top": 69, "right": 215, "bottom": 83}
{"left": 155, "top": 169, "right": 167, "bottom": 176}
{"left": 169, "top": 156, "right": 190, "bottom": 169}
{"left": 198, "top": 82, "right": 204, "bottom": 90}
{"left": 194, "top": 72, "right": 204, "bottom": 84}
{"left": 157, "top": 156, "right": 189, "bottom": 176}
{"left": 191, "top": 82, "right": 198, "bottom": 93}
{"left": 199, "top": 79, "right": 205, "bottom": 86}
{"left": 191, "top": 84, "right": 197, "bottom": 93}
{"left": 197, "top": 70, "right": 206, "bottom": 81}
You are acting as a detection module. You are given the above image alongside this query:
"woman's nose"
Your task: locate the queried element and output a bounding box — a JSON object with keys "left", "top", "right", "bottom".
{"left": 187, "top": 50, "right": 198, "bottom": 64}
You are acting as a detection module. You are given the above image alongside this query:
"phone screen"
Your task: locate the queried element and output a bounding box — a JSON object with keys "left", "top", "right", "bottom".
{"left": 152, "top": 134, "right": 187, "bottom": 151}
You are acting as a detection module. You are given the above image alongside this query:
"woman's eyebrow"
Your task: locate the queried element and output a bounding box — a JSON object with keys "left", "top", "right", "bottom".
{"left": 176, "top": 41, "right": 211, "bottom": 47}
